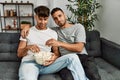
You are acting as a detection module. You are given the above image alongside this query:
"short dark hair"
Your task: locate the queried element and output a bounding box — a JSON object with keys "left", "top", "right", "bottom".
{"left": 51, "top": 7, "right": 64, "bottom": 15}
{"left": 34, "top": 6, "right": 50, "bottom": 17}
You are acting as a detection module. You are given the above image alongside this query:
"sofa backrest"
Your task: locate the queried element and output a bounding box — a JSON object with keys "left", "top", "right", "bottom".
{"left": 85, "top": 30, "right": 101, "bottom": 57}
{"left": 0, "top": 33, "right": 20, "bottom": 61}
{"left": 0, "top": 30, "right": 101, "bottom": 61}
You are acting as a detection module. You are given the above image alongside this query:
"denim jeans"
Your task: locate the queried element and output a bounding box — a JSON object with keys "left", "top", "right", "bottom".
{"left": 19, "top": 54, "right": 88, "bottom": 80}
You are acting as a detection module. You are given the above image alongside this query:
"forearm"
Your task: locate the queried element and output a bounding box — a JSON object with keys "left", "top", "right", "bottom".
{"left": 59, "top": 41, "right": 84, "bottom": 52}
{"left": 52, "top": 46, "right": 60, "bottom": 59}
{"left": 17, "top": 47, "right": 29, "bottom": 58}
{"left": 54, "top": 51, "right": 60, "bottom": 58}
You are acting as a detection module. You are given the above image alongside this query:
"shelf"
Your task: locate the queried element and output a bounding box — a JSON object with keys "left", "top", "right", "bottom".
{"left": 0, "top": 16, "right": 18, "bottom": 18}
{"left": 0, "top": 2, "right": 34, "bottom": 32}
{"left": 0, "top": 16, "right": 33, "bottom": 18}
{"left": 19, "top": 16, "right": 34, "bottom": 18}
{"left": 2, "top": 28, "right": 20, "bottom": 31}
{"left": 0, "top": 2, "right": 33, "bottom": 5}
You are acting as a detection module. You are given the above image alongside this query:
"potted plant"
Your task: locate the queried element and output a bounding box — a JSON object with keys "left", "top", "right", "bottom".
{"left": 66, "top": 0, "right": 102, "bottom": 31}
{"left": 20, "top": 21, "right": 31, "bottom": 29}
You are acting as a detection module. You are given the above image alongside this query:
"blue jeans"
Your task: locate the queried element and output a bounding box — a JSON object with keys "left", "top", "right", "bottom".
{"left": 19, "top": 54, "right": 88, "bottom": 80}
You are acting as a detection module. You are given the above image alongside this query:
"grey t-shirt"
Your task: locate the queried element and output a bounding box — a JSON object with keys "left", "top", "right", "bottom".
{"left": 52, "top": 24, "right": 88, "bottom": 55}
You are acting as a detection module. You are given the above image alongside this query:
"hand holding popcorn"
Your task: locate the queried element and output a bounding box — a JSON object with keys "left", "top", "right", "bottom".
{"left": 34, "top": 51, "right": 53, "bottom": 65}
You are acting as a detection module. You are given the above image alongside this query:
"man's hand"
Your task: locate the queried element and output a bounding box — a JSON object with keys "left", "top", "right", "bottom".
{"left": 46, "top": 39, "right": 61, "bottom": 47}
{"left": 27, "top": 44, "right": 40, "bottom": 53}
{"left": 43, "top": 53, "right": 58, "bottom": 66}
{"left": 21, "top": 25, "right": 30, "bottom": 38}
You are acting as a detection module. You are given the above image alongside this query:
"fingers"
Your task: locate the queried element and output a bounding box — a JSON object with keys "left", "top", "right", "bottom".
{"left": 43, "top": 54, "right": 57, "bottom": 66}
{"left": 46, "top": 39, "right": 60, "bottom": 47}
{"left": 29, "top": 44, "right": 40, "bottom": 53}
{"left": 46, "top": 39, "right": 53, "bottom": 46}
{"left": 21, "top": 30, "right": 28, "bottom": 38}
{"left": 21, "top": 30, "right": 25, "bottom": 38}
{"left": 21, "top": 25, "right": 30, "bottom": 38}
{"left": 43, "top": 59, "right": 54, "bottom": 66}
{"left": 26, "top": 30, "right": 29, "bottom": 37}
{"left": 46, "top": 39, "right": 56, "bottom": 46}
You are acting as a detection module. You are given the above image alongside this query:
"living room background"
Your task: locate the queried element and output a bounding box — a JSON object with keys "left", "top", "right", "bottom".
{"left": 0, "top": 0, "right": 120, "bottom": 45}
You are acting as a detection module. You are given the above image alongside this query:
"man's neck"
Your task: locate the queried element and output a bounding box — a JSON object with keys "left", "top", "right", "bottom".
{"left": 61, "top": 23, "right": 73, "bottom": 29}
{"left": 35, "top": 25, "right": 47, "bottom": 30}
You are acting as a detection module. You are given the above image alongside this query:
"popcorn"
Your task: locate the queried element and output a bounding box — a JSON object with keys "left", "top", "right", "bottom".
{"left": 34, "top": 51, "right": 53, "bottom": 65}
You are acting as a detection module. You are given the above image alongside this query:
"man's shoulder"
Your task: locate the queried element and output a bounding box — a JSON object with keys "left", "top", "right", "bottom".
{"left": 48, "top": 28, "right": 57, "bottom": 34}
{"left": 48, "top": 28, "right": 56, "bottom": 32}
{"left": 74, "top": 23, "right": 84, "bottom": 27}
{"left": 50, "top": 27, "right": 60, "bottom": 31}
{"left": 30, "top": 26, "right": 36, "bottom": 30}
{"left": 73, "top": 23, "right": 84, "bottom": 30}
{"left": 28, "top": 26, "right": 35, "bottom": 31}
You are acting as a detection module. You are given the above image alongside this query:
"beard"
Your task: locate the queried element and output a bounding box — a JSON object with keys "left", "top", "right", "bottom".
{"left": 37, "top": 23, "right": 43, "bottom": 27}
{"left": 58, "top": 20, "right": 66, "bottom": 27}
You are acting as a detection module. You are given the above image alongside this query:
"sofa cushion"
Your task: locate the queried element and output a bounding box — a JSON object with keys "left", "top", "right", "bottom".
{"left": 0, "top": 62, "right": 62, "bottom": 80}
{"left": 0, "top": 33, "right": 20, "bottom": 61}
{"left": 95, "top": 58, "right": 120, "bottom": 80}
{"left": 39, "top": 74, "right": 61, "bottom": 80}
{"left": 0, "top": 62, "right": 20, "bottom": 80}
{"left": 85, "top": 30, "right": 101, "bottom": 57}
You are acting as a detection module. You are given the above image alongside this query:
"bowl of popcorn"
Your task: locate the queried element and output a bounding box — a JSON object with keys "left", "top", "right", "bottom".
{"left": 34, "top": 51, "right": 53, "bottom": 65}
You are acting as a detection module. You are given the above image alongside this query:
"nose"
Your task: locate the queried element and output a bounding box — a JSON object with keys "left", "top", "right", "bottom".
{"left": 57, "top": 18, "right": 61, "bottom": 22}
{"left": 40, "top": 20, "right": 45, "bottom": 23}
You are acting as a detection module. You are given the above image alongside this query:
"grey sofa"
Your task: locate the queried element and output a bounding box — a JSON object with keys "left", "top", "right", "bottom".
{"left": 0, "top": 30, "right": 120, "bottom": 80}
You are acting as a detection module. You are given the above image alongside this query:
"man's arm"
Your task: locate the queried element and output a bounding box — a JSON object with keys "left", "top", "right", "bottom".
{"left": 21, "top": 25, "right": 30, "bottom": 38}
{"left": 17, "top": 41, "right": 28, "bottom": 58}
{"left": 52, "top": 46, "right": 60, "bottom": 58}
{"left": 46, "top": 39, "right": 84, "bottom": 53}
{"left": 17, "top": 40, "right": 40, "bottom": 58}
{"left": 58, "top": 41, "right": 84, "bottom": 52}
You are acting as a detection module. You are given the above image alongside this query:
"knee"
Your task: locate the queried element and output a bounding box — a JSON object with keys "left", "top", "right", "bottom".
{"left": 68, "top": 54, "right": 79, "bottom": 60}
{"left": 65, "top": 54, "right": 79, "bottom": 62}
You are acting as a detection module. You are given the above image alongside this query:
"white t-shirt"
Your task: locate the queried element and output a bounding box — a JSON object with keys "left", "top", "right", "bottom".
{"left": 20, "top": 26, "right": 58, "bottom": 62}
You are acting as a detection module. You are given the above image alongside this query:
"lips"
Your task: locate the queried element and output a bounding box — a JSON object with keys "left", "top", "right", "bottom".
{"left": 38, "top": 24, "right": 45, "bottom": 27}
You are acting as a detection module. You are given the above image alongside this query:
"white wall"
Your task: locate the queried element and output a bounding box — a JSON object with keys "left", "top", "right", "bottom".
{"left": 96, "top": 0, "right": 120, "bottom": 45}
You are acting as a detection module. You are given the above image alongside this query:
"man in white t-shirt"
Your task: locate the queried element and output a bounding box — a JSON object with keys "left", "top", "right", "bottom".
{"left": 17, "top": 6, "right": 87, "bottom": 80}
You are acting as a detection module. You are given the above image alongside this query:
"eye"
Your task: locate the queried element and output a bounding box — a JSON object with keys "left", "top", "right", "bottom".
{"left": 44, "top": 17, "right": 48, "bottom": 20}
{"left": 38, "top": 17, "right": 42, "bottom": 20}
{"left": 54, "top": 17, "right": 57, "bottom": 20}
{"left": 58, "top": 14, "right": 62, "bottom": 17}
{"left": 44, "top": 18, "right": 47, "bottom": 21}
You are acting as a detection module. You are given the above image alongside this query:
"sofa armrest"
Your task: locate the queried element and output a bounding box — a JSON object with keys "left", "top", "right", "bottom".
{"left": 101, "top": 38, "right": 120, "bottom": 69}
